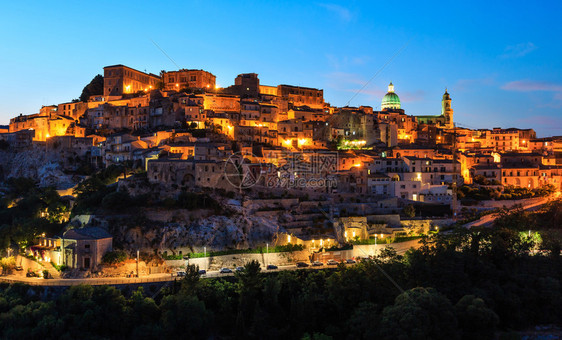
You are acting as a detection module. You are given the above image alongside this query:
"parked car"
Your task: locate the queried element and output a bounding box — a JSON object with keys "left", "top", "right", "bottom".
{"left": 312, "top": 261, "right": 323, "bottom": 266}
{"left": 26, "top": 271, "right": 37, "bottom": 277}
{"left": 176, "top": 271, "right": 186, "bottom": 277}
{"left": 220, "top": 268, "right": 232, "bottom": 274}
{"left": 296, "top": 262, "right": 309, "bottom": 268}
{"left": 198, "top": 269, "right": 207, "bottom": 275}
{"left": 266, "top": 264, "right": 278, "bottom": 270}
{"left": 327, "top": 259, "right": 339, "bottom": 266}
{"left": 235, "top": 266, "right": 245, "bottom": 272}
{"left": 14, "top": 266, "right": 23, "bottom": 271}
{"left": 346, "top": 259, "right": 357, "bottom": 264}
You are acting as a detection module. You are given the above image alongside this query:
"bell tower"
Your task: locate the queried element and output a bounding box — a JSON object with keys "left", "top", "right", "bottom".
{"left": 442, "top": 89, "right": 453, "bottom": 128}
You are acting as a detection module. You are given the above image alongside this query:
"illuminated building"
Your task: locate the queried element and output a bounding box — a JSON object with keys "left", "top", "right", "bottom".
{"left": 381, "top": 82, "right": 401, "bottom": 110}
{"left": 416, "top": 89, "right": 453, "bottom": 129}
{"left": 277, "top": 84, "right": 324, "bottom": 109}
{"left": 201, "top": 93, "right": 240, "bottom": 112}
{"left": 103, "top": 65, "right": 160, "bottom": 97}
{"left": 480, "top": 128, "right": 537, "bottom": 151}
{"left": 9, "top": 105, "right": 84, "bottom": 142}
{"left": 162, "top": 69, "right": 216, "bottom": 91}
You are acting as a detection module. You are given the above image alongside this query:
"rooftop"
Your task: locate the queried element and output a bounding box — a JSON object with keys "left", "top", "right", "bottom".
{"left": 63, "top": 227, "right": 112, "bottom": 240}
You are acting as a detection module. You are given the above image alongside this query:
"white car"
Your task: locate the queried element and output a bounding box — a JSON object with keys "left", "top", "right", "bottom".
{"left": 220, "top": 268, "right": 233, "bottom": 274}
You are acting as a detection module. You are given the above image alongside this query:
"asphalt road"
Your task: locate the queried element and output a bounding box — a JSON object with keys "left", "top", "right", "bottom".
{"left": 0, "top": 240, "right": 423, "bottom": 286}
{"left": 463, "top": 195, "right": 555, "bottom": 228}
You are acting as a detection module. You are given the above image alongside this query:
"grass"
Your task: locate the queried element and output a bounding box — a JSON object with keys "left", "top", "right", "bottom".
{"left": 51, "top": 262, "right": 69, "bottom": 272}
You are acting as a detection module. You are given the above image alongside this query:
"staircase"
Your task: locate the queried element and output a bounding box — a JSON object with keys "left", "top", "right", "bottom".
{"left": 42, "top": 262, "right": 61, "bottom": 279}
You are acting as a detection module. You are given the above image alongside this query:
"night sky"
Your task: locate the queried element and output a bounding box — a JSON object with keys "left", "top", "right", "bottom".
{"left": 1, "top": 1, "right": 561, "bottom": 136}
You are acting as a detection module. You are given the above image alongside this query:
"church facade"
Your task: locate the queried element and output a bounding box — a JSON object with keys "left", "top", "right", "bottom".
{"left": 379, "top": 82, "right": 454, "bottom": 129}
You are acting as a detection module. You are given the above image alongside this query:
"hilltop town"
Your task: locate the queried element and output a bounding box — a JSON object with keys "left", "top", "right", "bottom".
{"left": 1, "top": 64, "right": 561, "bottom": 276}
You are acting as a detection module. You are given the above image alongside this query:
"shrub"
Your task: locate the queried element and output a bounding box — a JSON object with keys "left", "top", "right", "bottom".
{"left": 102, "top": 250, "right": 128, "bottom": 265}
{"left": 0, "top": 256, "right": 16, "bottom": 272}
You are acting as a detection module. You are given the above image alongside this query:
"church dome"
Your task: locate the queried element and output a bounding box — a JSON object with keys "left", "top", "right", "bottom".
{"left": 381, "top": 82, "right": 401, "bottom": 110}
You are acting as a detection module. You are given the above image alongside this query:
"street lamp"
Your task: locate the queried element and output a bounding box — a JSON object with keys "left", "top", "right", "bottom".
{"left": 266, "top": 243, "right": 269, "bottom": 266}
{"left": 136, "top": 250, "right": 139, "bottom": 278}
{"left": 374, "top": 235, "right": 377, "bottom": 257}
{"left": 204, "top": 246, "right": 207, "bottom": 270}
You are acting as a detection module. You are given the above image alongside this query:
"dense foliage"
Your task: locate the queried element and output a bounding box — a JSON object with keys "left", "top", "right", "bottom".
{"left": 102, "top": 250, "right": 128, "bottom": 265}
{"left": 0, "top": 178, "right": 68, "bottom": 251}
{"left": 1, "top": 203, "right": 561, "bottom": 339}
{"left": 79, "top": 74, "right": 104, "bottom": 102}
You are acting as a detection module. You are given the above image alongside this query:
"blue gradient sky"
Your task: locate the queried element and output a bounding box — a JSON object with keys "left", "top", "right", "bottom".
{"left": 1, "top": 1, "right": 561, "bottom": 136}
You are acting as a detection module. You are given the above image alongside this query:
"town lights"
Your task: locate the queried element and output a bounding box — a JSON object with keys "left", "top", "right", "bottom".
{"left": 353, "top": 163, "right": 362, "bottom": 167}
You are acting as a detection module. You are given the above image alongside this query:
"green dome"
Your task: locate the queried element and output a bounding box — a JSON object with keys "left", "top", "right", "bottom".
{"left": 381, "top": 82, "right": 401, "bottom": 110}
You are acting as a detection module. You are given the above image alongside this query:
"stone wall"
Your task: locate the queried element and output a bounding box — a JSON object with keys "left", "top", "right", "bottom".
{"left": 165, "top": 250, "right": 311, "bottom": 270}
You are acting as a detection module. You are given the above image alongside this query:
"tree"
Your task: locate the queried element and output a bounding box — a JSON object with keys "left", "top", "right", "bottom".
{"left": 347, "top": 302, "right": 380, "bottom": 340}
{"left": 455, "top": 295, "right": 498, "bottom": 339}
{"left": 236, "top": 260, "right": 263, "bottom": 334}
{"left": 379, "top": 287, "right": 459, "bottom": 340}
{"left": 101, "top": 190, "right": 132, "bottom": 210}
{"left": 180, "top": 264, "right": 202, "bottom": 294}
{"left": 160, "top": 294, "right": 212, "bottom": 339}
{"left": 79, "top": 74, "right": 104, "bottom": 102}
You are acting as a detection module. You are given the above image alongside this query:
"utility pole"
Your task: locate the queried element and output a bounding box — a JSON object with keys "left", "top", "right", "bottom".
{"left": 374, "top": 235, "right": 377, "bottom": 258}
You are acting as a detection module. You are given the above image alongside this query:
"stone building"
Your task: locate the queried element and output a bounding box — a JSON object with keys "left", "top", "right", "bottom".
{"left": 103, "top": 64, "right": 160, "bottom": 97}
{"left": 162, "top": 69, "right": 216, "bottom": 91}
{"left": 62, "top": 227, "right": 113, "bottom": 270}
{"left": 147, "top": 158, "right": 228, "bottom": 189}
{"left": 277, "top": 84, "right": 324, "bottom": 109}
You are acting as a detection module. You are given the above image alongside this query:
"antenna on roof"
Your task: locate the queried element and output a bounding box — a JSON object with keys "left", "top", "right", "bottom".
{"left": 150, "top": 39, "right": 180, "bottom": 69}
